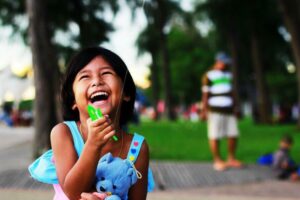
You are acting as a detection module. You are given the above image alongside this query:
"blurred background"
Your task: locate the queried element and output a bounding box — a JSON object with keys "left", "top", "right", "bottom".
{"left": 0, "top": 0, "right": 300, "bottom": 196}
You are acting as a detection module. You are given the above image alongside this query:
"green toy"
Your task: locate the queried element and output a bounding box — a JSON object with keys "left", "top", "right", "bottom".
{"left": 87, "top": 105, "right": 118, "bottom": 141}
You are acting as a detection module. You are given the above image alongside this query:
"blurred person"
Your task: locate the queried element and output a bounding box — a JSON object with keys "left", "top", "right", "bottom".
{"left": 292, "top": 103, "right": 299, "bottom": 121}
{"left": 190, "top": 103, "right": 200, "bottom": 122}
{"left": 201, "top": 52, "right": 242, "bottom": 171}
{"left": 0, "top": 102, "right": 13, "bottom": 127}
{"left": 272, "top": 135, "right": 298, "bottom": 180}
{"left": 11, "top": 109, "right": 21, "bottom": 126}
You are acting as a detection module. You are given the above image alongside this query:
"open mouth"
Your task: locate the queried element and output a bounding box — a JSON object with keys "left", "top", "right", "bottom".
{"left": 90, "top": 91, "right": 109, "bottom": 103}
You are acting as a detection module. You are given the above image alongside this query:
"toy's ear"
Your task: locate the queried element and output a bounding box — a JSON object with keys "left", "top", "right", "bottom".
{"left": 99, "top": 152, "right": 114, "bottom": 164}
{"left": 127, "top": 168, "right": 138, "bottom": 185}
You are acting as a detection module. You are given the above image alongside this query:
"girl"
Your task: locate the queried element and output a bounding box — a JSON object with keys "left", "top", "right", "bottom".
{"left": 49, "top": 47, "right": 149, "bottom": 200}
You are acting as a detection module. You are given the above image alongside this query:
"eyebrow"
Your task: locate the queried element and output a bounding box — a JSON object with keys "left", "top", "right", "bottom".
{"left": 78, "top": 66, "right": 113, "bottom": 74}
{"left": 101, "top": 66, "right": 114, "bottom": 70}
{"left": 76, "top": 71, "right": 90, "bottom": 79}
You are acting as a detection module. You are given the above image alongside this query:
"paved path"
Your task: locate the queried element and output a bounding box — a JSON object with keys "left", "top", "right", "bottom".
{"left": 151, "top": 160, "right": 275, "bottom": 190}
{"left": 0, "top": 125, "right": 299, "bottom": 200}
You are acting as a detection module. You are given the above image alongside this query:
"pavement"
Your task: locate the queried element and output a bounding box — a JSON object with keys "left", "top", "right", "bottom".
{"left": 0, "top": 125, "right": 299, "bottom": 200}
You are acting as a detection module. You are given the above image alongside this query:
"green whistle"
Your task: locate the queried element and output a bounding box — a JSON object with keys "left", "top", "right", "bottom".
{"left": 87, "top": 105, "right": 118, "bottom": 141}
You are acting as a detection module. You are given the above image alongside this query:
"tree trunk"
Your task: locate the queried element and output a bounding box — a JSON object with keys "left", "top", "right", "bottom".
{"left": 278, "top": 0, "right": 300, "bottom": 127}
{"left": 26, "top": 0, "right": 61, "bottom": 158}
{"left": 250, "top": 32, "right": 270, "bottom": 123}
{"left": 156, "top": 0, "right": 176, "bottom": 120}
{"left": 150, "top": 52, "right": 160, "bottom": 120}
{"left": 72, "top": 0, "right": 89, "bottom": 47}
{"left": 159, "top": 32, "right": 176, "bottom": 120}
{"left": 227, "top": 29, "right": 241, "bottom": 113}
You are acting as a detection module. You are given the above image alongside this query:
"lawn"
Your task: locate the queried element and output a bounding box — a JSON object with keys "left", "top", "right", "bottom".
{"left": 129, "top": 118, "right": 300, "bottom": 163}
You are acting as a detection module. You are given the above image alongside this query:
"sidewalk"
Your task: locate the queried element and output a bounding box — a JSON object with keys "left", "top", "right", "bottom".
{"left": 0, "top": 181, "right": 300, "bottom": 200}
{"left": 0, "top": 126, "right": 299, "bottom": 200}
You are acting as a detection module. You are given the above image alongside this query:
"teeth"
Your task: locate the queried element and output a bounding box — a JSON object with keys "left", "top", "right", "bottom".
{"left": 91, "top": 91, "right": 108, "bottom": 99}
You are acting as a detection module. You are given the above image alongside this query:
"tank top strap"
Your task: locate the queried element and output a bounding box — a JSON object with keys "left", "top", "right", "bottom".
{"left": 63, "top": 121, "right": 84, "bottom": 156}
{"left": 127, "top": 133, "right": 144, "bottom": 163}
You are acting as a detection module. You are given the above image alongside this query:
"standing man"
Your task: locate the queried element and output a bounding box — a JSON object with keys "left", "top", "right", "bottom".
{"left": 201, "top": 52, "right": 242, "bottom": 171}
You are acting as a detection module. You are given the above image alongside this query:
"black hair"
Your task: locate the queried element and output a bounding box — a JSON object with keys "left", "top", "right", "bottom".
{"left": 281, "top": 134, "right": 293, "bottom": 145}
{"left": 61, "top": 46, "right": 136, "bottom": 126}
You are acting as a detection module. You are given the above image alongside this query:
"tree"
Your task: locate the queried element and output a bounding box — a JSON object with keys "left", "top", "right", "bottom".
{"left": 26, "top": 0, "right": 60, "bottom": 157}
{"left": 278, "top": 0, "right": 300, "bottom": 127}
{"left": 167, "top": 24, "right": 215, "bottom": 105}
{"left": 197, "top": 0, "right": 287, "bottom": 123}
{"left": 196, "top": 0, "right": 243, "bottom": 114}
{"left": 136, "top": 24, "right": 161, "bottom": 119}
{"left": 244, "top": 0, "right": 289, "bottom": 123}
{"left": 130, "top": 0, "right": 182, "bottom": 120}
{"left": 1, "top": 0, "right": 120, "bottom": 157}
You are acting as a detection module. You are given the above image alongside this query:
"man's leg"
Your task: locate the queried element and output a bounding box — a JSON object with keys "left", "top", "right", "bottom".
{"left": 226, "top": 113, "right": 243, "bottom": 168}
{"left": 208, "top": 111, "right": 227, "bottom": 170}
{"left": 209, "top": 139, "right": 226, "bottom": 170}
{"left": 227, "top": 137, "right": 242, "bottom": 168}
{"left": 228, "top": 137, "right": 237, "bottom": 160}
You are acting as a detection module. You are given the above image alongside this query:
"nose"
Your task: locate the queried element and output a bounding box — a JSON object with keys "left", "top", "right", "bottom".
{"left": 91, "top": 77, "right": 104, "bottom": 87}
{"left": 99, "top": 186, "right": 106, "bottom": 192}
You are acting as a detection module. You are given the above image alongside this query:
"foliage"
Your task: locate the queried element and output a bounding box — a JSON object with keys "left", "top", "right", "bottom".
{"left": 266, "top": 70, "right": 297, "bottom": 104}
{"left": 2, "top": 101, "right": 13, "bottom": 113}
{"left": 167, "top": 25, "right": 215, "bottom": 105}
{"left": 0, "top": 0, "right": 299, "bottom": 121}
{"left": 0, "top": 0, "right": 119, "bottom": 63}
{"left": 195, "top": 0, "right": 295, "bottom": 109}
{"left": 18, "top": 99, "right": 33, "bottom": 111}
{"left": 136, "top": 23, "right": 160, "bottom": 56}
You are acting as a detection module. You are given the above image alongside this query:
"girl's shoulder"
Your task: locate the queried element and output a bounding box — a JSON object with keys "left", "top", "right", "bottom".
{"left": 50, "top": 122, "right": 73, "bottom": 142}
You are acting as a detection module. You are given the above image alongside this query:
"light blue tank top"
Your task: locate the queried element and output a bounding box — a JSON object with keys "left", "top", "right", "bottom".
{"left": 28, "top": 121, "right": 155, "bottom": 192}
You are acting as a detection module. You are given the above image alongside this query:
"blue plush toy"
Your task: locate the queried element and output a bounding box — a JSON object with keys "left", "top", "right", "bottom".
{"left": 94, "top": 153, "right": 140, "bottom": 200}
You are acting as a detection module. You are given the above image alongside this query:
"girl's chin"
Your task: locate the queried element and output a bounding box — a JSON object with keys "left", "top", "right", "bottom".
{"left": 90, "top": 102, "right": 111, "bottom": 114}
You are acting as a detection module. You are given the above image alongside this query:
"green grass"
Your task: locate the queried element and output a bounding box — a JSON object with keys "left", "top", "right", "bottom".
{"left": 129, "top": 118, "right": 300, "bottom": 163}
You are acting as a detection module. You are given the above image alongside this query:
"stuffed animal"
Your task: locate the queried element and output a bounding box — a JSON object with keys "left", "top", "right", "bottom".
{"left": 94, "top": 153, "right": 139, "bottom": 200}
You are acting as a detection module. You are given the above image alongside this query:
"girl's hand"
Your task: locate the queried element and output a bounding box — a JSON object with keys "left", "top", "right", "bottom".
{"left": 85, "top": 115, "right": 115, "bottom": 149}
{"left": 80, "top": 192, "right": 105, "bottom": 200}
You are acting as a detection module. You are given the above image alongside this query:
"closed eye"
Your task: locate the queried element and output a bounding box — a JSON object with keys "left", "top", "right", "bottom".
{"left": 102, "top": 71, "right": 113, "bottom": 75}
{"left": 79, "top": 75, "right": 89, "bottom": 80}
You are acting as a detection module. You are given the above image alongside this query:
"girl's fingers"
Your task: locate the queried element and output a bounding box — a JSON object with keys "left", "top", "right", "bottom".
{"left": 101, "top": 123, "right": 114, "bottom": 135}
{"left": 103, "top": 130, "right": 116, "bottom": 140}
{"left": 90, "top": 118, "right": 113, "bottom": 131}
{"left": 85, "top": 114, "right": 115, "bottom": 144}
{"left": 90, "top": 122, "right": 114, "bottom": 138}
{"left": 88, "top": 117, "right": 107, "bottom": 127}
{"left": 81, "top": 192, "right": 101, "bottom": 200}
{"left": 87, "top": 116, "right": 113, "bottom": 131}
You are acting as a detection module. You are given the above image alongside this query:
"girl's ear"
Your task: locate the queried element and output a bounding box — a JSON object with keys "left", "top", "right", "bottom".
{"left": 123, "top": 95, "right": 131, "bottom": 102}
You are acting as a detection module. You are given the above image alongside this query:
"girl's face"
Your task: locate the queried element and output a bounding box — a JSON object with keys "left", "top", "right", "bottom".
{"left": 72, "top": 56, "right": 124, "bottom": 121}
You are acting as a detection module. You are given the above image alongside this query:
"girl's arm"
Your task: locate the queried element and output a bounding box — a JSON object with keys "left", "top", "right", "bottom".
{"left": 127, "top": 141, "right": 149, "bottom": 200}
{"left": 51, "top": 118, "right": 115, "bottom": 200}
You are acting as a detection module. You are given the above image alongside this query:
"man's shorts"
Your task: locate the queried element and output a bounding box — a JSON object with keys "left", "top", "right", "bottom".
{"left": 207, "top": 111, "right": 239, "bottom": 139}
